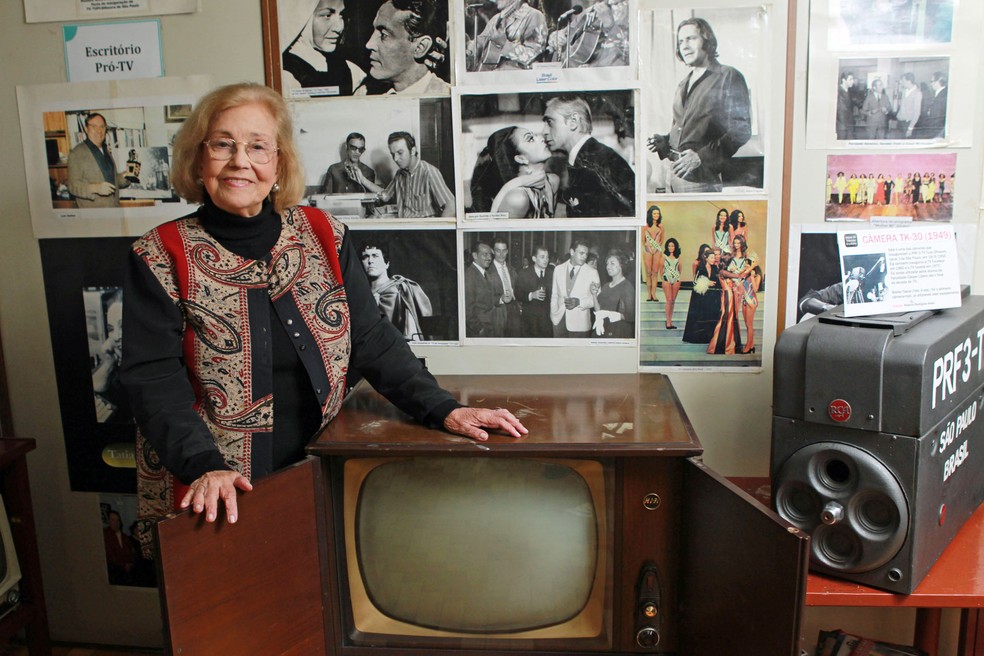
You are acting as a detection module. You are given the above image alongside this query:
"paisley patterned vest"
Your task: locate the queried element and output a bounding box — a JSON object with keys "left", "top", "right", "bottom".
{"left": 131, "top": 205, "right": 351, "bottom": 521}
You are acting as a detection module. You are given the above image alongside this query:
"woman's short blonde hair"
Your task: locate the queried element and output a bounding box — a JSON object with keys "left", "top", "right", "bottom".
{"left": 171, "top": 82, "right": 304, "bottom": 213}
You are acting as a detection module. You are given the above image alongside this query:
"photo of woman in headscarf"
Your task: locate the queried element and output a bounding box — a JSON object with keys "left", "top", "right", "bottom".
{"left": 280, "top": 0, "right": 367, "bottom": 96}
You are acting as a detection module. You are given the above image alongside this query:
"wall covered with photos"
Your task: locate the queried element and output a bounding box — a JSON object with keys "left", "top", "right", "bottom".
{"left": 3, "top": 0, "right": 982, "bottom": 650}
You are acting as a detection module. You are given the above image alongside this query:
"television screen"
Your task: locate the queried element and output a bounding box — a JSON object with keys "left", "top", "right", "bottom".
{"left": 347, "top": 457, "right": 609, "bottom": 638}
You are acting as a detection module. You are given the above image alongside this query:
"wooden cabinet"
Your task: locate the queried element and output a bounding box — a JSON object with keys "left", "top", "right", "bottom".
{"left": 154, "top": 375, "right": 810, "bottom": 656}
{"left": 0, "top": 439, "right": 50, "bottom": 655}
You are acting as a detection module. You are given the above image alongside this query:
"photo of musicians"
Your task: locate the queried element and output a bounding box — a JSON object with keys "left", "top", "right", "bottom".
{"left": 461, "top": 228, "right": 635, "bottom": 341}
{"left": 641, "top": 7, "right": 767, "bottom": 194}
{"left": 277, "top": 0, "right": 452, "bottom": 98}
{"left": 825, "top": 153, "right": 956, "bottom": 221}
{"left": 639, "top": 199, "right": 768, "bottom": 369}
{"left": 458, "top": 87, "right": 637, "bottom": 219}
{"left": 349, "top": 227, "right": 459, "bottom": 342}
{"left": 834, "top": 56, "right": 949, "bottom": 142}
{"left": 455, "top": 0, "right": 634, "bottom": 85}
{"left": 293, "top": 96, "right": 456, "bottom": 221}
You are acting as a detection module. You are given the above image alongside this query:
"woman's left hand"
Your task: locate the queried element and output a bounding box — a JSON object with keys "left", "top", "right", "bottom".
{"left": 444, "top": 407, "right": 528, "bottom": 442}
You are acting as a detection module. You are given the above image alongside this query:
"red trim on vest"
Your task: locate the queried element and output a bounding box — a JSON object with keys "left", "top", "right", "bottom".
{"left": 156, "top": 221, "right": 204, "bottom": 407}
{"left": 299, "top": 206, "right": 344, "bottom": 285}
{"left": 156, "top": 221, "right": 201, "bottom": 508}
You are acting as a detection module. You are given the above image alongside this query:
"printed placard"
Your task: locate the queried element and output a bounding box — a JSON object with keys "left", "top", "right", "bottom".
{"left": 837, "top": 224, "right": 960, "bottom": 316}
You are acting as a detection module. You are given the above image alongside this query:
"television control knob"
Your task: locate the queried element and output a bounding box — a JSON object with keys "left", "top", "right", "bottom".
{"left": 636, "top": 626, "right": 660, "bottom": 649}
{"left": 640, "top": 601, "right": 658, "bottom": 619}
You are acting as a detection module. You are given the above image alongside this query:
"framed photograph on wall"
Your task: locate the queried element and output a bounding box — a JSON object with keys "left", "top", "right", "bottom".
{"left": 292, "top": 95, "right": 456, "bottom": 221}
{"left": 460, "top": 228, "right": 636, "bottom": 343}
{"left": 640, "top": 5, "right": 769, "bottom": 195}
{"left": 452, "top": 0, "right": 638, "bottom": 88}
{"left": 455, "top": 85, "right": 639, "bottom": 220}
{"left": 805, "top": 0, "right": 979, "bottom": 148}
{"left": 638, "top": 198, "right": 768, "bottom": 370}
{"left": 348, "top": 226, "right": 460, "bottom": 342}
{"left": 824, "top": 153, "right": 957, "bottom": 221}
{"left": 262, "top": 0, "right": 452, "bottom": 98}
{"left": 40, "top": 237, "right": 138, "bottom": 494}
{"left": 16, "top": 75, "right": 213, "bottom": 239}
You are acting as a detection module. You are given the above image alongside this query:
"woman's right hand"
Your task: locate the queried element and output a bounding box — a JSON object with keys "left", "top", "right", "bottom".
{"left": 180, "top": 470, "right": 254, "bottom": 524}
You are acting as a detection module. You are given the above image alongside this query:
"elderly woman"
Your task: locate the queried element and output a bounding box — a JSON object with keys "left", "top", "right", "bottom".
{"left": 280, "top": 0, "right": 366, "bottom": 95}
{"left": 121, "top": 83, "right": 526, "bottom": 527}
{"left": 469, "top": 126, "right": 558, "bottom": 218}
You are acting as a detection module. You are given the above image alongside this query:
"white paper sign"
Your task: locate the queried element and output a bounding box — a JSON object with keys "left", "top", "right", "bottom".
{"left": 63, "top": 20, "right": 163, "bottom": 82}
{"left": 837, "top": 225, "right": 961, "bottom": 317}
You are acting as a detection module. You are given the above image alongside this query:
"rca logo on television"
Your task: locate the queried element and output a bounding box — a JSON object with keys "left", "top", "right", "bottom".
{"left": 828, "top": 399, "right": 852, "bottom": 422}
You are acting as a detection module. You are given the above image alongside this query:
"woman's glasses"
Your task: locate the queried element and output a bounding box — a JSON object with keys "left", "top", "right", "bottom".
{"left": 202, "top": 138, "right": 279, "bottom": 164}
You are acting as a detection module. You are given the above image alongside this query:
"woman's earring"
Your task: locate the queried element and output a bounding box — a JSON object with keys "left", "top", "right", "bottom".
{"left": 271, "top": 182, "right": 281, "bottom": 193}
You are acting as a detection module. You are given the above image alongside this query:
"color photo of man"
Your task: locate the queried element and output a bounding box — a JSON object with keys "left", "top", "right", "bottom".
{"left": 67, "top": 112, "right": 130, "bottom": 208}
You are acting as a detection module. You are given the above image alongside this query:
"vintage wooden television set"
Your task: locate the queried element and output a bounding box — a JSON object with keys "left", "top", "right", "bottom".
{"left": 154, "top": 374, "right": 809, "bottom": 656}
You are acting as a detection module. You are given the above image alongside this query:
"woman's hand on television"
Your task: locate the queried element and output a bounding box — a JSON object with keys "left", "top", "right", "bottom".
{"left": 180, "top": 470, "right": 254, "bottom": 524}
{"left": 443, "top": 407, "right": 528, "bottom": 442}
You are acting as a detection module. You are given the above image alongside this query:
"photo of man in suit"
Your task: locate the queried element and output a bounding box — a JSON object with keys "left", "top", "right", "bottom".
{"left": 464, "top": 241, "right": 507, "bottom": 338}
{"left": 550, "top": 238, "right": 600, "bottom": 338}
{"left": 515, "top": 245, "right": 554, "bottom": 338}
{"left": 914, "top": 71, "right": 947, "bottom": 139}
{"left": 490, "top": 237, "right": 522, "bottom": 337}
{"left": 542, "top": 96, "right": 635, "bottom": 217}
{"left": 67, "top": 112, "right": 131, "bottom": 208}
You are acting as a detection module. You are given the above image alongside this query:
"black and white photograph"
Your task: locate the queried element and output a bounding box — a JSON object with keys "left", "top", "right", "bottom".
{"left": 457, "top": 87, "right": 638, "bottom": 220}
{"left": 17, "top": 76, "right": 212, "bottom": 239}
{"left": 454, "top": 0, "right": 636, "bottom": 86}
{"left": 349, "top": 227, "right": 459, "bottom": 342}
{"left": 272, "top": 0, "right": 452, "bottom": 98}
{"left": 461, "top": 229, "right": 636, "bottom": 341}
{"left": 835, "top": 57, "right": 949, "bottom": 142}
{"left": 826, "top": 0, "right": 955, "bottom": 48}
{"left": 841, "top": 252, "right": 889, "bottom": 304}
{"left": 642, "top": 7, "right": 767, "bottom": 195}
{"left": 792, "top": 230, "right": 841, "bottom": 324}
{"left": 293, "top": 96, "right": 456, "bottom": 220}
{"left": 41, "top": 237, "right": 139, "bottom": 493}
{"left": 84, "top": 287, "right": 131, "bottom": 424}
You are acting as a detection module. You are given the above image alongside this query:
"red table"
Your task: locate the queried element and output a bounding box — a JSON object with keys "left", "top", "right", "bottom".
{"left": 729, "top": 477, "right": 984, "bottom": 656}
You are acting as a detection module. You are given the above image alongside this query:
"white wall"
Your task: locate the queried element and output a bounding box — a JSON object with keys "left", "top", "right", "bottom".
{"left": 0, "top": 0, "right": 979, "bottom": 650}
